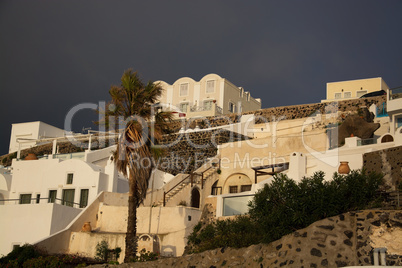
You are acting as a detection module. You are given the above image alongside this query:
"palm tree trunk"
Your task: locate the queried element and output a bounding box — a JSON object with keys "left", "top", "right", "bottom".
{"left": 124, "top": 194, "right": 138, "bottom": 262}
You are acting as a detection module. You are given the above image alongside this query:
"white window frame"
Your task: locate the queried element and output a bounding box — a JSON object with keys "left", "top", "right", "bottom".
{"left": 66, "top": 173, "right": 74, "bottom": 185}
{"left": 229, "top": 102, "right": 236, "bottom": 113}
{"left": 203, "top": 100, "right": 214, "bottom": 111}
{"left": 179, "top": 102, "right": 189, "bottom": 113}
{"left": 344, "top": 91, "right": 352, "bottom": 99}
{"left": 206, "top": 80, "right": 215, "bottom": 94}
{"left": 179, "top": 83, "right": 189, "bottom": 97}
{"left": 334, "top": 93, "right": 342, "bottom": 99}
{"left": 356, "top": 90, "right": 368, "bottom": 98}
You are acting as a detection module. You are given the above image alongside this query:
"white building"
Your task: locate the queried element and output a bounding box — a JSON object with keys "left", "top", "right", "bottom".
{"left": 156, "top": 73, "right": 261, "bottom": 118}
{"left": 9, "top": 121, "right": 65, "bottom": 153}
{"left": 387, "top": 86, "right": 402, "bottom": 135}
{"left": 324, "top": 77, "right": 389, "bottom": 101}
{"left": 0, "top": 125, "right": 129, "bottom": 256}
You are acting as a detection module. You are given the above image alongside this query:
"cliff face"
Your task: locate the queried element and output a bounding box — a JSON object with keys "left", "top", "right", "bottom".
{"left": 96, "top": 209, "right": 402, "bottom": 268}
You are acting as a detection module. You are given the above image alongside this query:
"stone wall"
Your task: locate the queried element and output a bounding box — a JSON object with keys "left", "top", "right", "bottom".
{"left": 164, "top": 95, "right": 387, "bottom": 131}
{"left": 157, "top": 129, "right": 247, "bottom": 175}
{"left": 91, "top": 209, "right": 402, "bottom": 268}
{"left": 363, "top": 145, "right": 402, "bottom": 191}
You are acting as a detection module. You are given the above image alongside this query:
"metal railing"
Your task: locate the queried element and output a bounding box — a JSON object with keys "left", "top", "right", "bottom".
{"left": 189, "top": 104, "right": 223, "bottom": 115}
{"left": 163, "top": 174, "right": 191, "bottom": 206}
{"left": 376, "top": 102, "right": 388, "bottom": 117}
{"left": 357, "top": 138, "right": 377, "bottom": 146}
{"left": 0, "top": 197, "right": 83, "bottom": 208}
{"left": 389, "top": 86, "right": 402, "bottom": 100}
{"left": 53, "top": 152, "right": 85, "bottom": 160}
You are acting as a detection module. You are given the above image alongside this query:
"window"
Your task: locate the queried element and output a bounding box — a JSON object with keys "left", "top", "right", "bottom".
{"left": 36, "top": 194, "right": 40, "bottom": 204}
{"left": 204, "top": 100, "right": 214, "bottom": 111}
{"left": 229, "top": 186, "right": 238, "bottom": 193}
{"left": 356, "top": 90, "right": 368, "bottom": 98}
{"left": 48, "top": 190, "right": 57, "bottom": 203}
{"left": 180, "top": 83, "right": 188, "bottom": 96}
{"left": 240, "top": 185, "right": 252, "bottom": 192}
{"left": 179, "top": 102, "right": 189, "bottom": 113}
{"left": 80, "top": 189, "right": 89, "bottom": 208}
{"left": 19, "top": 194, "right": 32, "bottom": 204}
{"left": 334, "top": 93, "right": 342, "bottom": 99}
{"left": 344, "top": 92, "right": 352, "bottom": 98}
{"left": 62, "top": 189, "right": 75, "bottom": 207}
{"left": 397, "top": 117, "right": 402, "bottom": 129}
{"left": 229, "top": 102, "right": 236, "bottom": 113}
{"left": 66, "top": 173, "right": 73, "bottom": 184}
{"left": 206, "top": 80, "right": 215, "bottom": 93}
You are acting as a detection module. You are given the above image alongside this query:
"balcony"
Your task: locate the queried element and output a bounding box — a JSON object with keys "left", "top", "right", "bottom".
{"left": 190, "top": 104, "right": 223, "bottom": 115}
{"left": 387, "top": 86, "right": 402, "bottom": 114}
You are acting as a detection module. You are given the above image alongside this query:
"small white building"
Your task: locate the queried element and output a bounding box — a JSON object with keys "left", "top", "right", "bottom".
{"left": 156, "top": 73, "right": 261, "bottom": 118}
{"left": 324, "top": 77, "right": 389, "bottom": 101}
{"left": 9, "top": 121, "right": 65, "bottom": 153}
{"left": 387, "top": 86, "right": 402, "bottom": 135}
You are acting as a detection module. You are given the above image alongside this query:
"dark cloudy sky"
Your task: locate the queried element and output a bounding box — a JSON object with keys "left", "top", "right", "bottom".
{"left": 1, "top": 0, "right": 402, "bottom": 155}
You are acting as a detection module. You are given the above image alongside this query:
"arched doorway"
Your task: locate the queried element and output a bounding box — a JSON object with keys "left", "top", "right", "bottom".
{"left": 190, "top": 187, "right": 200, "bottom": 208}
{"left": 381, "top": 134, "right": 394, "bottom": 143}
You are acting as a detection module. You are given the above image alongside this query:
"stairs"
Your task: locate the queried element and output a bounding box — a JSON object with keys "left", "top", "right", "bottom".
{"left": 157, "top": 158, "right": 219, "bottom": 206}
{"left": 158, "top": 180, "right": 191, "bottom": 206}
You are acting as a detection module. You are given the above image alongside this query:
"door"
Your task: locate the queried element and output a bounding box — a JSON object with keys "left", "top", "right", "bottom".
{"left": 62, "top": 189, "right": 75, "bottom": 207}
{"left": 190, "top": 188, "right": 200, "bottom": 208}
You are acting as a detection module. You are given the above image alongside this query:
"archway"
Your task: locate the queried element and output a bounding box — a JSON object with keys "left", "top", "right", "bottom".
{"left": 190, "top": 187, "right": 200, "bottom": 208}
{"left": 223, "top": 173, "right": 252, "bottom": 194}
{"left": 381, "top": 134, "right": 394, "bottom": 143}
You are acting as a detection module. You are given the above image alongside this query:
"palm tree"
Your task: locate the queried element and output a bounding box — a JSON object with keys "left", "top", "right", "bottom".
{"left": 101, "top": 69, "right": 172, "bottom": 262}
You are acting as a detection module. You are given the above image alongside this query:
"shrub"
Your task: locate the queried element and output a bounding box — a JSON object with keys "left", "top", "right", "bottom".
{"left": 95, "top": 240, "right": 109, "bottom": 262}
{"left": 132, "top": 249, "right": 159, "bottom": 262}
{"left": 94, "top": 240, "right": 121, "bottom": 263}
{"left": 187, "top": 216, "right": 259, "bottom": 253}
{"left": 0, "top": 244, "right": 41, "bottom": 267}
{"left": 22, "top": 255, "right": 61, "bottom": 268}
{"left": 187, "top": 169, "right": 384, "bottom": 252}
{"left": 249, "top": 170, "right": 383, "bottom": 244}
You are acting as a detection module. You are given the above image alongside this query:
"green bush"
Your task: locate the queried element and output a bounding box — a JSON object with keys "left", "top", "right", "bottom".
{"left": 0, "top": 244, "right": 41, "bottom": 267}
{"left": 187, "top": 169, "right": 384, "bottom": 252}
{"left": 132, "top": 249, "right": 159, "bottom": 262}
{"left": 187, "top": 216, "right": 259, "bottom": 253}
{"left": 22, "top": 255, "right": 61, "bottom": 268}
{"left": 94, "top": 240, "right": 121, "bottom": 263}
{"left": 249, "top": 170, "right": 383, "bottom": 243}
{"left": 0, "top": 244, "right": 99, "bottom": 268}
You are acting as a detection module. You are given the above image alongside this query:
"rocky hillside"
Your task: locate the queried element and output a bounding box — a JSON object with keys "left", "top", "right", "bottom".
{"left": 89, "top": 209, "right": 402, "bottom": 268}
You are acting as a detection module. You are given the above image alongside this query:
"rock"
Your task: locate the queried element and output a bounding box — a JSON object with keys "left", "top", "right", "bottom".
{"left": 337, "top": 114, "right": 380, "bottom": 146}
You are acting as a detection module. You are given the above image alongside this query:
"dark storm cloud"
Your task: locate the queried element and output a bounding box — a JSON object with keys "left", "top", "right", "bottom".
{"left": 0, "top": 0, "right": 402, "bottom": 154}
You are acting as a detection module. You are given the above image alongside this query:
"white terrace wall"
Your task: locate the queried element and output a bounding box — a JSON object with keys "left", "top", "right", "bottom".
{"left": 0, "top": 203, "right": 80, "bottom": 256}
{"left": 37, "top": 192, "right": 202, "bottom": 260}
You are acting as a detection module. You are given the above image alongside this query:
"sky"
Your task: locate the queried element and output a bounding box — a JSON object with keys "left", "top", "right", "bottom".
{"left": 1, "top": 0, "right": 402, "bottom": 155}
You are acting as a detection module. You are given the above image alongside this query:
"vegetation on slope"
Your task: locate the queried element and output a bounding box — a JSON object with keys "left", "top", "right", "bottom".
{"left": 186, "top": 170, "right": 384, "bottom": 253}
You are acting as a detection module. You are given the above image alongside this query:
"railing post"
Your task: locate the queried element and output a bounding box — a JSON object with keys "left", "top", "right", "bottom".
{"left": 201, "top": 173, "right": 204, "bottom": 189}
{"left": 190, "top": 174, "right": 193, "bottom": 187}
{"left": 163, "top": 192, "right": 166, "bottom": 207}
